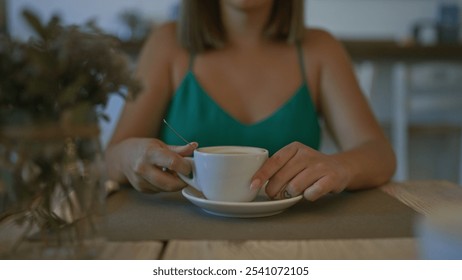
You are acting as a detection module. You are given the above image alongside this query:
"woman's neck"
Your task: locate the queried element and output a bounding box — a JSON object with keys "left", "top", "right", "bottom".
{"left": 220, "top": 1, "right": 273, "bottom": 49}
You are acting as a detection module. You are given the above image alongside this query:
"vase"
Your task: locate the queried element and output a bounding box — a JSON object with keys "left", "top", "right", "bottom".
{"left": 0, "top": 122, "right": 106, "bottom": 259}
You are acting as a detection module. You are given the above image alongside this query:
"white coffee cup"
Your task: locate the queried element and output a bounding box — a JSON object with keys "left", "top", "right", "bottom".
{"left": 178, "top": 146, "right": 268, "bottom": 202}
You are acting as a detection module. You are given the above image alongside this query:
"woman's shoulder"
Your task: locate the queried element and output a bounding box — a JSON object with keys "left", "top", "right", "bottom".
{"left": 300, "top": 28, "right": 349, "bottom": 61}
{"left": 141, "top": 21, "right": 183, "bottom": 56}
{"left": 302, "top": 28, "right": 343, "bottom": 50}
{"left": 150, "top": 21, "right": 177, "bottom": 39}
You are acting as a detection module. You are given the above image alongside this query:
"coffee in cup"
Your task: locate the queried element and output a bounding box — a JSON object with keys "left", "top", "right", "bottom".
{"left": 178, "top": 146, "right": 268, "bottom": 202}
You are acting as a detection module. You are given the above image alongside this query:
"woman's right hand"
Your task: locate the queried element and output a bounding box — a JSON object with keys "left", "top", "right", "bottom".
{"left": 105, "top": 138, "right": 198, "bottom": 193}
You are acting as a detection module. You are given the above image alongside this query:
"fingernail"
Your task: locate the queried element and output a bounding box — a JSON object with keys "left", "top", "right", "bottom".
{"left": 304, "top": 187, "right": 318, "bottom": 201}
{"left": 188, "top": 142, "right": 198, "bottom": 149}
{"left": 250, "top": 178, "right": 261, "bottom": 190}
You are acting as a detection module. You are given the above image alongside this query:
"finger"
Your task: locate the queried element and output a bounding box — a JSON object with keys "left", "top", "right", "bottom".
{"left": 303, "top": 176, "right": 334, "bottom": 201}
{"left": 168, "top": 142, "right": 198, "bottom": 156}
{"left": 264, "top": 159, "right": 306, "bottom": 199}
{"left": 141, "top": 166, "right": 188, "bottom": 192}
{"left": 136, "top": 181, "right": 162, "bottom": 193}
{"left": 146, "top": 147, "right": 192, "bottom": 175}
{"left": 250, "top": 144, "right": 298, "bottom": 190}
{"left": 126, "top": 172, "right": 162, "bottom": 193}
{"left": 282, "top": 167, "right": 323, "bottom": 198}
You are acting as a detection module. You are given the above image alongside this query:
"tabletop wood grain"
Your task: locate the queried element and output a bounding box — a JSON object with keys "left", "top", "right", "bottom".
{"left": 380, "top": 180, "right": 462, "bottom": 216}
{"left": 99, "top": 241, "right": 164, "bottom": 260}
{"left": 162, "top": 238, "right": 417, "bottom": 260}
{"left": 162, "top": 180, "right": 462, "bottom": 260}
{"left": 2, "top": 180, "right": 461, "bottom": 259}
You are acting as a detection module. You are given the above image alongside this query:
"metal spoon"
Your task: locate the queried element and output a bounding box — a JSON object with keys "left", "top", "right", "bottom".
{"left": 161, "top": 119, "right": 195, "bottom": 172}
{"left": 162, "top": 119, "right": 193, "bottom": 146}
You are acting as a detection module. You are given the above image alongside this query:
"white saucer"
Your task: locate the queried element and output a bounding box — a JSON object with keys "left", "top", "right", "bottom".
{"left": 181, "top": 187, "right": 303, "bottom": 218}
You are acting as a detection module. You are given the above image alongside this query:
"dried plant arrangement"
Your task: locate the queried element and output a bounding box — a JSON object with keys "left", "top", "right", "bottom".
{"left": 0, "top": 9, "right": 141, "bottom": 126}
{"left": 0, "top": 10, "right": 141, "bottom": 258}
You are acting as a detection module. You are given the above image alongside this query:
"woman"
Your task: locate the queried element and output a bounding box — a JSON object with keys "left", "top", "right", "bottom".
{"left": 105, "top": 0, "right": 396, "bottom": 201}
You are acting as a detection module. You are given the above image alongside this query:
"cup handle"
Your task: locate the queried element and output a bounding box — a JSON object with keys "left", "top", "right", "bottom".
{"left": 177, "top": 157, "right": 201, "bottom": 192}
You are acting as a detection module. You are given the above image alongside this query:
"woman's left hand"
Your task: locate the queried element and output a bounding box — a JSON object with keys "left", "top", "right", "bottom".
{"left": 250, "top": 142, "right": 352, "bottom": 201}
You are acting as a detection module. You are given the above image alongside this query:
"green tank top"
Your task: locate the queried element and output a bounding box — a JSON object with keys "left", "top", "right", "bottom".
{"left": 159, "top": 44, "right": 321, "bottom": 155}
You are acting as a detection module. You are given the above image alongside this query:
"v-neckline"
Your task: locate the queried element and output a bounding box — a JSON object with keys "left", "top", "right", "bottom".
{"left": 185, "top": 71, "right": 308, "bottom": 127}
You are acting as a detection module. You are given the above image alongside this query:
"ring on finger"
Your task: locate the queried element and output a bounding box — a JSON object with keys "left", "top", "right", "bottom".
{"left": 279, "top": 185, "right": 292, "bottom": 199}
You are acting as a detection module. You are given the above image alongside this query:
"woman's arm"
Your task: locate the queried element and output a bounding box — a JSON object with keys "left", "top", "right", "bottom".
{"left": 251, "top": 29, "right": 396, "bottom": 201}
{"left": 105, "top": 23, "right": 197, "bottom": 192}
{"left": 109, "top": 23, "right": 176, "bottom": 146}
{"left": 316, "top": 29, "right": 396, "bottom": 189}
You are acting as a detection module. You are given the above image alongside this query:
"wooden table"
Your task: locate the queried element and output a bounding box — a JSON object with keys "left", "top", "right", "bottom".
{"left": 162, "top": 180, "right": 462, "bottom": 260}
{"left": 1, "top": 180, "right": 461, "bottom": 260}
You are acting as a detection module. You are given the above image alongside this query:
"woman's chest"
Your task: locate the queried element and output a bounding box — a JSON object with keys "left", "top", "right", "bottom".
{"left": 172, "top": 47, "right": 320, "bottom": 125}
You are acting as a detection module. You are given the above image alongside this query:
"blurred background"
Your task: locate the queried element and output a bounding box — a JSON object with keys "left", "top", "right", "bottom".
{"left": 1, "top": 0, "right": 461, "bottom": 185}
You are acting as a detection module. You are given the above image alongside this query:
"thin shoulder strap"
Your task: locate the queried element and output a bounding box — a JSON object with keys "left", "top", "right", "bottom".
{"left": 188, "top": 52, "right": 195, "bottom": 72}
{"left": 296, "top": 41, "right": 308, "bottom": 84}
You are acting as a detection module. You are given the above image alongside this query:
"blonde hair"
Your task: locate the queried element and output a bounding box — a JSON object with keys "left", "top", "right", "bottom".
{"left": 178, "top": 0, "right": 305, "bottom": 53}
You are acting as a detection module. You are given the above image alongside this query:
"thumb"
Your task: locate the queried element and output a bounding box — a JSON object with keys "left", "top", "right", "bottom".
{"left": 168, "top": 142, "right": 198, "bottom": 156}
